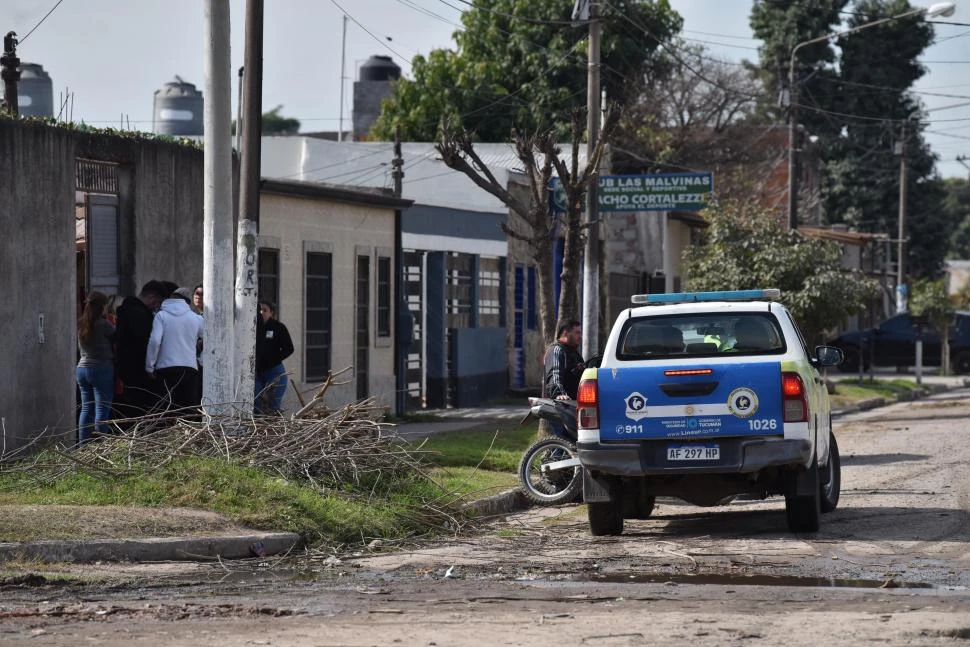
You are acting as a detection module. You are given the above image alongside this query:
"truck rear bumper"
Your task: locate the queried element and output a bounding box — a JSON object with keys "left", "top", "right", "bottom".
{"left": 577, "top": 437, "right": 813, "bottom": 476}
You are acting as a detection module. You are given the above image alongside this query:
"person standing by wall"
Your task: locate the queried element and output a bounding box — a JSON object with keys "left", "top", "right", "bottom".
{"left": 76, "top": 291, "right": 115, "bottom": 444}
{"left": 145, "top": 287, "right": 205, "bottom": 413}
{"left": 255, "top": 301, "right": 294, "bottom": 414}
{"left": 113, "top": 280, "right": 167, "bottom": 418}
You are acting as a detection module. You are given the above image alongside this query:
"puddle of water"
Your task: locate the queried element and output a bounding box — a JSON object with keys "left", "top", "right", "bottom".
{"left": 571, "top": 572, "right": 934, "bottom": 589}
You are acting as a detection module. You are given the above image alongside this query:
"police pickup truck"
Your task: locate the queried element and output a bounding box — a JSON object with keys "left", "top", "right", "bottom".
{"left": 576, "top": 289, "right": 844, "bottom": 535}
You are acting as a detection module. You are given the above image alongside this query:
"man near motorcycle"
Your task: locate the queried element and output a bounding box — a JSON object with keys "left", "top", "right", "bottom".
{"left": 543, "top": 319, "right": 585, "bottom": 402}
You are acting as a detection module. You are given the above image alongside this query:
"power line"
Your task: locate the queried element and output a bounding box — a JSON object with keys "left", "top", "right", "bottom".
{"left": 329, "top": 0, "right": 413, "bottom": 66}
{"left": 442, "top": 0, "right": 580, "bottom": 26}
{"left": 19, "top": 0, "right": 66, "bottom": 43}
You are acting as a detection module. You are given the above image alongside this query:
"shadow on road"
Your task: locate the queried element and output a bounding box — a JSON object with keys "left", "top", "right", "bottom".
{"left": 840, "top": 452, "right": 930, "bottom": 466}
{"left": 618, "top": 503, "right": 969, "bottom": 542}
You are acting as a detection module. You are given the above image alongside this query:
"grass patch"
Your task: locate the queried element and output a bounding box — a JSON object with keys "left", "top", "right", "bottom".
{"left": 427, "top": 466, "right": 519, "bottom": 500}
{"left": 418, "top": 419, "right": 538, "bottom": 472}
{"left": 0, "top": 452, "right": 460, "bottom": 546}
{"left": 830, "top": 378, "right": 926, "bottom": 408}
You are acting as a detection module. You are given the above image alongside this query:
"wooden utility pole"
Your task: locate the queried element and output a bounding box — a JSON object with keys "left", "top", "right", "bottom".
{"left": 581, "top": 0, "right": 602, "bottom": 359}
{"left": 233, "top": 0, "right": 264, "bottom": 409}
{"left": 1, "top": 32, "right": 19, "bottom": 115}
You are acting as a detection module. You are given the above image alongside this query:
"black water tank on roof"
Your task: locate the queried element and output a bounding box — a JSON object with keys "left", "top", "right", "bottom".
{"left": 13, "top": 62, "right": 53, "bottom": 117}
{"left": 359, "top": 55, "right": 401, "bottom": 82}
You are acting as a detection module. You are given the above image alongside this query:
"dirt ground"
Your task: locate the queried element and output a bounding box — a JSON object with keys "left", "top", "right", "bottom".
{"left": 2, "top": 390, "right": 970, "bottom": 645}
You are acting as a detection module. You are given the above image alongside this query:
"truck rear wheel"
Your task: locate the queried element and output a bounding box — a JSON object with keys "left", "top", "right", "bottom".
{"left": 587, "top": 478, "right": 624, "bottom": 536}
{"left": 820, "top": 433, "right": 841, "bottom": 513}
{"left": 785, "top": 458, "right": 821, "bottom": 533}
{"left": 588, "top": 500, "right": 624, "bottom": 536}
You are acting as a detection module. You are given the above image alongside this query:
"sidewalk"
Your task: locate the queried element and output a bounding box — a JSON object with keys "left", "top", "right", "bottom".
{"left": 3, "top": 375, "right": 968, "bottom": 565}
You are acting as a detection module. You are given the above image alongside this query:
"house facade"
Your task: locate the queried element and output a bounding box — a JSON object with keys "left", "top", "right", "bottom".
{"left": 256, "top": 179, "right": 410, "bottom": 410}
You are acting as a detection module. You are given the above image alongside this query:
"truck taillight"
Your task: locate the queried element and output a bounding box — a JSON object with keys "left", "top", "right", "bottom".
{"left": 577, "top": 378, "right": 599, "bottom": 429}
{"left": 782, "top": 372, "right": 808, "bottom": 422}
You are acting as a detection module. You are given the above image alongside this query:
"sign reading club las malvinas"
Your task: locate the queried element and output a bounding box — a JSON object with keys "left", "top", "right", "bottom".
{"left": 551, "top": 172, "right": 713, "bottom": 213}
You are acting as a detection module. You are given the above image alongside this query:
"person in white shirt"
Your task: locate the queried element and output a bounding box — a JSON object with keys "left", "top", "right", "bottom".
{"left": 145, "top": 288, "right": 204, "bottom": 413}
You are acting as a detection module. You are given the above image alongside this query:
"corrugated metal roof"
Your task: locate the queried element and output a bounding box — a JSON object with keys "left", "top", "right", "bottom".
{"left": 261, "top": 136, "right": 587, "bottom": 214}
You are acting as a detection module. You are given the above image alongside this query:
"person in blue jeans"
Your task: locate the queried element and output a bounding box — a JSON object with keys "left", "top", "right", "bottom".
{"left": 255, "top": 301, "right": 294, "bottom": 414}
{"left": 76, "top": 291, "right": 115, "bottom": 444}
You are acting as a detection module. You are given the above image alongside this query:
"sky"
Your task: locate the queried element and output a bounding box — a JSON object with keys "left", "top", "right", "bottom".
{"left": 1, "top": 0, "right": 969, "bottom": 178}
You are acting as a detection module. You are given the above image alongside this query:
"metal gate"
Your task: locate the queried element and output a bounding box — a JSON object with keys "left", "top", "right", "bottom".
{"left": 76, "top": 159, "right": 120, "bottom": 297}
{"left": 403, "top": 250, "right": 425, "bottom": 409}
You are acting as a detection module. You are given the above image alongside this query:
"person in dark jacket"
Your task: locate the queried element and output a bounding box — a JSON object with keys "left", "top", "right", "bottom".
{"left": 112, "top": 280, "right": 167, "bottom": 418}
{"left": 255, "top": 300, "right": 294, "bottom": 414}
{"left": 543, "top": 319, "right": 585, "bottom": 401}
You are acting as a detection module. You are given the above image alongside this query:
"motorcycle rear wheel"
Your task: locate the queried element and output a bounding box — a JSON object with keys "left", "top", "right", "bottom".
{"left": 518, "top": 437, "right": 583, "bottom": 506}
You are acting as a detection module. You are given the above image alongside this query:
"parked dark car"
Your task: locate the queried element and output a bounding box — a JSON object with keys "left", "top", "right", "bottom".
{"left": 827, "top": 312, "right": 970, "bottom": 374}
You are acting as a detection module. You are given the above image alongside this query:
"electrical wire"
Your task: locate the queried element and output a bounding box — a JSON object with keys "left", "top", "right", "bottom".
{"left": 329, "top": 0, "right": 414, "bottom": 66}
{"left": 18, "top": 0, "right": 65, "bottom": 43}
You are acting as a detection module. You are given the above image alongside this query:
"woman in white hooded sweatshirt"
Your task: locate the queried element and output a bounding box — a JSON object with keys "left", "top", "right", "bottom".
{"left": 145, "top": 289, "right": 204, "bottom": 413}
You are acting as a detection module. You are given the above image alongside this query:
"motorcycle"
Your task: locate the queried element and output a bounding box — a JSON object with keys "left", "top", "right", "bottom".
{"left": 517, "top": 397, "right": 583, "bottom": 505}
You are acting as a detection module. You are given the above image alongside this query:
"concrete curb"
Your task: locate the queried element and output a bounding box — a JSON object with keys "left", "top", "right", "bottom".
{"left": 462, "top": 488, "right": 529, "bottom": 518}
{"left": 0, "top": 532, "right": 302, "bottom": 564}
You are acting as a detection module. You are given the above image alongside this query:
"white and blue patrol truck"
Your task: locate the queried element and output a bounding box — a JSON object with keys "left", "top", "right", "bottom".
{"left": 576, "top": 289, "right": 844, "bottom": 536}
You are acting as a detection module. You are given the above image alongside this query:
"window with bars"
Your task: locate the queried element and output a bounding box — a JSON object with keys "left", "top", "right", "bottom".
{"left": 446, "top": 252, "right": 473, "bottom": 329}
{"left": 479, "top": 256, "right": 502, "bottom": 328}
{"left": 258, "top": 248, "right": 280, "bottom": 312}
{"left": 305, "top": 252, "right": 332, "bottom": 382}
{"left": 377, "top": 255, "right": 391, "bottom": 338}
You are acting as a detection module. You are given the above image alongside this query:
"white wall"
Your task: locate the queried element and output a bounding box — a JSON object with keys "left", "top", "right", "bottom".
{"left": 259, "top": 192, "right": 396, "bottom": 411}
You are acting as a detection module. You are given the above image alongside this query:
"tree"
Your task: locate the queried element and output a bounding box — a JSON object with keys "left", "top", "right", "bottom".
{"left": 682, "top": 198, "right": 879, "bottom": 344}
{"left": 372, "top": 0, "right": 682, "bottom": 141}
{"left": 823, "top": 0, "right": 943, "bottom": 276}
{"left": 610, "top": 42, "right": 769, "bottom": 202}
{"left": 909, "top": 277, "right": 955, "bottom": 373}
{"left": 231, "top": 105, "right": 300, "bottom": 135}
{"left": 751, "top": 0, "right": 947, "bottom": 277}
{"left": 436, "top": 107, "right": 620, "bottom": 344}
{"left": 749, "top": 0, "right": 848, "bottom": 149}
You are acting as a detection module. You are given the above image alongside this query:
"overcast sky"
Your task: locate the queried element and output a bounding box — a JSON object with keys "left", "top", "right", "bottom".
{"left": 2, "top": 0, "right": 968, "bottom": 177}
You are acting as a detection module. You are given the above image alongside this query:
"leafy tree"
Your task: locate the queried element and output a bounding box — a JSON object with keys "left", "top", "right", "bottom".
{"left": 372, "top": 0, "right": 682, "bottom": 141}
{"left": 682, "top": 198, "right": 879, "bottom": 344}
{"left": 610, "top": 42, "right": 768, "bottom": 202}
{"left": 909, "top": 277, "right": 955, "bottom": 373}
{"left": 231, "top": 105, "right": 300, "bottom": 135}
{"left": 751, "top": 0, "right": 947, "bottom": 276}
{"left": 749, "top": 0, "right": 847, "bottom": 149}
{"left": 824, "top": 0, "right": 943, "bottom": 276}
{"left": 943, "top": 178, "right": 970, "bottom": 258}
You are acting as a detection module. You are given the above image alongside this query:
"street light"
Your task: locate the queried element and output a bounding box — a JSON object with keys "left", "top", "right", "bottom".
{"left": 786, "top": 2, "right": 956, "bottom": 231}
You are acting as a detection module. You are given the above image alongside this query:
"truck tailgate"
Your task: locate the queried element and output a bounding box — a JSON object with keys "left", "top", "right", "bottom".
{"left": 597, "top": 362, "right": 783, "bottom": 441}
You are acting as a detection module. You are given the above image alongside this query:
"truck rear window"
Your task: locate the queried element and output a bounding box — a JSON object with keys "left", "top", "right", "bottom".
{"left": 616, "top": 312, "right": 786, "bottom": 360}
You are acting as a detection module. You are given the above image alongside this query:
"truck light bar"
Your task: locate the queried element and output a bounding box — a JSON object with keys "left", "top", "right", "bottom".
{"left": 631, "top": 289, "right": 781, "bottom": 305}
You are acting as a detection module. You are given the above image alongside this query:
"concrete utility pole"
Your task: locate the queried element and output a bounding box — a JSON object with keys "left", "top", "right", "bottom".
{"left": 202, "top": 0, "right": 235, "bottom": 413}
{"left": 896, "top": 122, "right": 909, "bottom": 314}
{"left": 1, "top": 32, "right": 20, "bottom": 115}
{"left": 233, "top": 0, "right": 264, "bottom": 410}
{"left": 581, "top": 0, "right": 601, "bottom": 360}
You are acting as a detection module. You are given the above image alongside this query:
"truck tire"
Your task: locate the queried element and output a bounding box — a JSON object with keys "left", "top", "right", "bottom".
{"left": 785, "top": 458, "right": 821, "bottom": 533}
{"left": 820, "top": 433, "right": 841, "bottom": 513}
{"left": 587, "top": 479, "right": 624, "bottom": 536}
